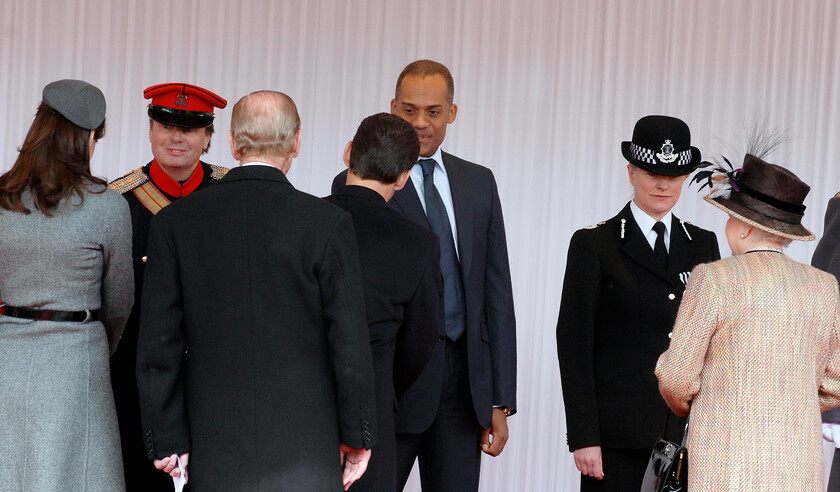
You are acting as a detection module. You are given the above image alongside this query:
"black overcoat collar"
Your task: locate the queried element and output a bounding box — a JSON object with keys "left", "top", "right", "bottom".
{"left": 331, "top": 184, "right": 388, "bottom": 207}
{"left": 220, "top": 164, "right": 292, "bottom": 185}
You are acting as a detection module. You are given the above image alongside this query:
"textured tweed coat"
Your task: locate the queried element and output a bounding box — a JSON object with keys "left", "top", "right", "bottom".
{"left": 0, "top": 186, "right": 133, "bottom": 491}
{"left": 656, "top": 252, "right": 840, "bottom": 491}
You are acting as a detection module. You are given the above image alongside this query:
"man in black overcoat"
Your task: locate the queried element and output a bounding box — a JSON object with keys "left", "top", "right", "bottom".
{"left": 136, "top": 90, "right": 376, "bottom": 491}
{"left": 326, "top": 112, "right": 442, "bottom": 491}
{"left": 556, "top": 115, "right": 721, "bottom": 490}
{"left": 333, "top": 60, "right": 517, "bottom": 491}
{"left": 109, "top": 82, "right": 228, "bottom": 491}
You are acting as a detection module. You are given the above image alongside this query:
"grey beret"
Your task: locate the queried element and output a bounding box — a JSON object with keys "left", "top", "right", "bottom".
{"left": 42, "top": 79, "right": 106, "bottom": 130}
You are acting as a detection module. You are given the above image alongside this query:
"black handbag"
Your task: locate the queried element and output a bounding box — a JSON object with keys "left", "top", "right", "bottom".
{"left": 640, "top": 416, "right": 689, "bottom": 491}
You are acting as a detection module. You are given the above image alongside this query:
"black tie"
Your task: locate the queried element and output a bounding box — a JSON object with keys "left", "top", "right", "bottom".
{"left": 653, "top": 221, "right": 668, "bottom": 269}
{"left": 420, "top": 158, "right": 466, "bottom": 341}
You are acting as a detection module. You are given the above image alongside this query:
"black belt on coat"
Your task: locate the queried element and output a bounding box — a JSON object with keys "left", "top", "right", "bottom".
{"left": 0, "top": 304, "right": 99, "bottom": 322}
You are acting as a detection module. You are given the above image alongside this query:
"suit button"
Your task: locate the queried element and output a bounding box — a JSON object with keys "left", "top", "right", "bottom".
{"left": 438, "top": 335, "right": 445, "bottom": 342}
{"left": 668, "top": 293, "right": 676, "bottom": 300}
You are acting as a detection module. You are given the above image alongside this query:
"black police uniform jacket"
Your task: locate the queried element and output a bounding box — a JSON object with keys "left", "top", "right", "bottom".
{"left": 556, "top": 202, "right": 720, "bottom": 451}
{"left": 109, "top": 160, "right": 226, "bottom": 490}
{"left": 136, "top": 165, "right": 376, "bottom": 491}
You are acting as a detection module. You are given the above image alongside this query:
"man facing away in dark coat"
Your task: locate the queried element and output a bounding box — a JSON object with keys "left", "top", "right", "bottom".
{"left": 326, "top": 112, "right": 443, "bottom": 491}
{"left": 136, "top": 90, "right": 377, "bottom": 491}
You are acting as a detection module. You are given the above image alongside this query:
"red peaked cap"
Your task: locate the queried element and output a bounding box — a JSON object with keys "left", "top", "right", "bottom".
{"left": 144, "top": 83, "right": 227, "bottom": 128}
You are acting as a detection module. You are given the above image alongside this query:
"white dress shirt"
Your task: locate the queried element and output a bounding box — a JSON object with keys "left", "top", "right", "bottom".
{"left": 630, "top": 200, "right": 672, "bottom": 252}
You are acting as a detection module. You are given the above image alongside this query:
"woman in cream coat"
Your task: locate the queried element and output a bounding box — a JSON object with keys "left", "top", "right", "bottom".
{"left": 656, "top": 153, "right": 840, "bottom": 491}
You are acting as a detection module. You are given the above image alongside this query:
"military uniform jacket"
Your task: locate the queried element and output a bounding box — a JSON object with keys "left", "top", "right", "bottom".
{"left": 136, "top": 165, "right": 376, "bottom": 491}
{"left": 108, "top": 160, "right": 226, "bottom": 489}
{"left": 556, "top": 202, "right": 720, "bottom": 450}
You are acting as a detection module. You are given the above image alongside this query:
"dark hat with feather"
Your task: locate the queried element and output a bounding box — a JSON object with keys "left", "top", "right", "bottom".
{"left": 693, "top": 154, "right": 814, "bottom": 241}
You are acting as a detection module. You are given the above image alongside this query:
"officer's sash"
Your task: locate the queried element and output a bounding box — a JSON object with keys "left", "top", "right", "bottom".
{"left": 132, "top": 181, "right": 171, "bottom": 215}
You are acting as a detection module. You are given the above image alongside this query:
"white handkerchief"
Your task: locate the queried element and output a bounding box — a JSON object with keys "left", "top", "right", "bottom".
{"left": 173, "top": 455, "right": 188, "bottom": 492}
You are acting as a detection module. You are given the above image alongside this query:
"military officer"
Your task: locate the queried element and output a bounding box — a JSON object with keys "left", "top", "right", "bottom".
{"left": 109, "top": 83, "right": 228, "bottom": 491}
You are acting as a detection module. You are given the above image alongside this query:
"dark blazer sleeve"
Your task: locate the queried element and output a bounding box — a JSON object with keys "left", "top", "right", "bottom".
{"left": 319, "top": 211, "right": 378, "bottom": 449}
{"left": 135, "top": 212, "right": 190, "bottom": 459}
{"left": 393, "top": 237, "right": 442, "bottom": 400}
{"left": 485, "top": 172, "right": 518, "bottom": 412}
{"left": 813, "top": 196, "right": 840, "bottom": 423}
{"left": 556, "top": 229, "right": 602, "bottom": 451}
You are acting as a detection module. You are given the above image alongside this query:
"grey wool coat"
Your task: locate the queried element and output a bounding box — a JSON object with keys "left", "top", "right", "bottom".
{"left": 0, "top": 185, "right": 133, "bottom": 491}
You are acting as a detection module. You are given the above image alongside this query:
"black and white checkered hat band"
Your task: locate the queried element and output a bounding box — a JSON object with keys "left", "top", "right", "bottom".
{"left": 629, "top": 143, "right": 693, "bottom": 166}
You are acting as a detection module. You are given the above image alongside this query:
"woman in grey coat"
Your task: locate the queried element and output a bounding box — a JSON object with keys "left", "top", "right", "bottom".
{"left": 0, "top": 80, "right": 133, "bottom": 491}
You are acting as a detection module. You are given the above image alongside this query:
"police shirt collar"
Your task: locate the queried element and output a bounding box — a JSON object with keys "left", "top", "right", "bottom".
{"left": 629, "top": 199, "right": 672, "bottom": 237}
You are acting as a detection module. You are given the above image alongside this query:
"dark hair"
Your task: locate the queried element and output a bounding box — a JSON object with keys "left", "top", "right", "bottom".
{"left": 149, "top": 118, "right": 214, "bottom": 154}
{"left": 349, "top": 113, "right": 420, "bottom": 183}
{"left": 0, "top": 103, "right": 106, "bottom": 216}
{"left": 395, "top": 59, "right": 455, "bottom": 104}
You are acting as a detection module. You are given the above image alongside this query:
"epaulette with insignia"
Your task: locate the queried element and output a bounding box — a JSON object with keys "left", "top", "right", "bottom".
{"left": 210, "top": 165, "right": 229, "bottom": 180}
{"left": 584, "top": 221, "right": 606, "bottom": 230}
{"left": 834, "top": 191, "right": 840, "bottom": 198}
{"left": 108, "top": 168, "right": 148, "bottom": 194}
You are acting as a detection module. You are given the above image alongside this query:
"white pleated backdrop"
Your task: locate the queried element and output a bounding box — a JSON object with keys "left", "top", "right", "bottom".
{"left": 2, "top": 1, "right": 839, "bottom": 490}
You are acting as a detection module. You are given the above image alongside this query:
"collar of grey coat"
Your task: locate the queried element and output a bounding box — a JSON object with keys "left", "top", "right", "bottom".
{"left": 391, "top": 151, "right": 474, "bottom": 281}
{"left": 618, "top": 203, "right": 687, "bottom": 285}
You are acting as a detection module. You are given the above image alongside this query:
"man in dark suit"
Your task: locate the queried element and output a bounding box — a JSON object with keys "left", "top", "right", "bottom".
{"left": 556, "top": 115, "right": 720, "bottom": 490}
{"left": 326, "top": 112, "right": 442, "bottom": 491}
{"left": 136, "top": 90, "right": 376, "bottom": 491}
{"left": 811, "top": 193, "right": 840, "bottom": 491}
{"left": 334, "top": 59, "right": 517, "bottom": 491}
{"left": 108, "top": 83, "right": 229, "bottom": 491}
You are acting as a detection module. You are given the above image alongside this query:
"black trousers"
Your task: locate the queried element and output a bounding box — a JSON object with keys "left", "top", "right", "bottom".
{"left": 579, "top": 447, "right": 650, "bottom": 492}
{"left": 828, "top": 449, "right": 840, "bottom": 491}
{"left": 395, "top": 337, "right": 483, "bottom": 492}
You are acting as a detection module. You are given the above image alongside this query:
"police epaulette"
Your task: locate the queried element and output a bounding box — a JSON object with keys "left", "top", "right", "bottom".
{"left": 108, "top": 168, "right": 148, "bottom": 194}
{"left": 210, "top": 165, "right": 229, "bottom": 180}
{"left": 834, "top": 191, "right": 840, "bottom": 198}
{"left": 583, "top": 220, "right": 606, "bottom": 230}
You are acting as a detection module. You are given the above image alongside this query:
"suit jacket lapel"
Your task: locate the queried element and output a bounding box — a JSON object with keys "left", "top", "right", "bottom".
{"left": 443, "top": 152, "right": 474, "bottom": 282}
{"left": 620, "top": 205, "right": 672, "bottom": 284}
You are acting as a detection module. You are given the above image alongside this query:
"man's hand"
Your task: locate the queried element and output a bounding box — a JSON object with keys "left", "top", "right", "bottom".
{"left": 340, "top": 444, "right": 371, "bottom": 491}
{"left": 153, "top": 452, "right": 190, "bottom": 478}
{"left": 480, "top": 407, "right": 510, "bottom": 456}
{"left": 573, "top": 446, "right": 604, "bottom": 479}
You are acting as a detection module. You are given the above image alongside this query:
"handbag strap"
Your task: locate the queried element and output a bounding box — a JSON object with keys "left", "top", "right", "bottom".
{"left": 679, "top": 415, "right": 690, "bottom": 447}
{"left": 663, "top": 409, "right": 690, "bottom": 445}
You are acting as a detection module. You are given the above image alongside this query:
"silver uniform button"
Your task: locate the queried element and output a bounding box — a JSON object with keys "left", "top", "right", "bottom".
{"left": 668, "top": 332, "right": 673, "bottom": 339}
{"left": 668, "top": 293, "right": 676, "bottom": 300}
